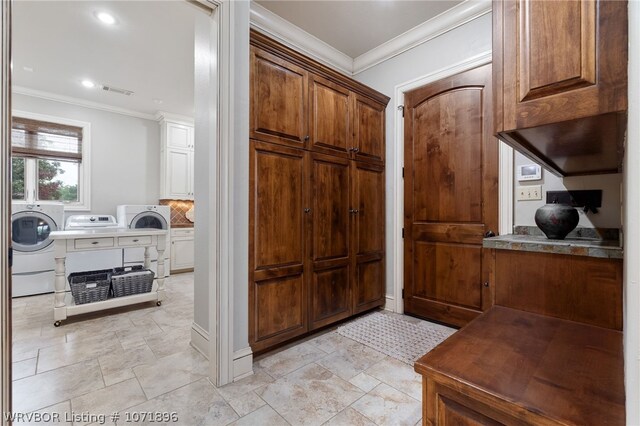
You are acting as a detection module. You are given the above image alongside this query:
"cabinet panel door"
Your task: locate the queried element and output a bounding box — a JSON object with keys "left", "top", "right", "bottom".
{"left": 251, "top": 141, "right": 306, "bottom": 270}
{"left": 352, "top": 162, "right": 385, "bottom": 256}
{"left": 310, "top": 265, "right": 351, "bottom": 329}
{"left": 310, "top": 76, "right": 350, "bottom": 157}
{"left": 252, "top": 273, "right": 306, "bottom": 349}
{"left": 500, "top": 0, "right": 627, "bottom": 129}
{"left": 250, "top": 47, "right": 308, "bottom": 149}
{"left": 167, "top": 123, "right": 192, "bottom": 150}
{"left": 171, "top": 238, "right": 194, "bottom": 271}
{"left": 353, "top": 256, "right": 384, "bottom": 314}
{"left": 351, "top": 161, "right": 385, "bottom": 313}
{"left": 353, "top": 95, "right": 385, "bottom": 165}
{"left": 167, "top": 149, "right": 191, "bottom": 199}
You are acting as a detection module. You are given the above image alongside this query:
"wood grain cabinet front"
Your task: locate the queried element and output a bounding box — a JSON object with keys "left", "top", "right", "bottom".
{"left": 493, "top": 0, "right": 628, "bottom": 176}
{"left": 249, "top": 32, "right": 389, "bottom": 353}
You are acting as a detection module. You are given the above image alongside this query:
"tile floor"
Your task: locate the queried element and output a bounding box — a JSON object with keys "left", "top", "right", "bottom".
{"left": 11, "top": 272, "right": 454, "bottom": 425}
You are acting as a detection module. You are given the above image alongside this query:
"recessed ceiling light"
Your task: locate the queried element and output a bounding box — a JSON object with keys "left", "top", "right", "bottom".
{"left": 23, "top": 66, "right": 33, "bottom": 72}
{"left": 82, "top": 79, "right": 96, "bottom": 88}
{"left": 96, "top": 12, "right": 116, "bottom": 25}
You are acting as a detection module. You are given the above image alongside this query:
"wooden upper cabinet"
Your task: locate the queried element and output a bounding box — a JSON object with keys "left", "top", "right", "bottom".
{"left": 250, "top": 47, "right": 308, "bottom": 149}
{"left": 494, "top": 0, "right": 628, "bottom": 177}
{"left": 352, "top": 95, "right": 385, "bottom": 165}
{"left": 309, "top": 76, "right": 351, "bottom": 157}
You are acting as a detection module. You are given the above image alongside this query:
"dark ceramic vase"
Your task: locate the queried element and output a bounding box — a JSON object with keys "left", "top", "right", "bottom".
{"left": 534, "top": 203, "right": 579, "bottom": 240}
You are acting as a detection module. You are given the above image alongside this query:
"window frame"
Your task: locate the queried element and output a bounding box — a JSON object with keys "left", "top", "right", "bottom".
{"left": 12, "top": 110, "right": 91, "bottom": 211}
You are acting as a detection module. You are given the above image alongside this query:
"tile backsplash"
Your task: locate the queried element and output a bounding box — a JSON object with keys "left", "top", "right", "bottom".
{"left": 160, "top": 199, "right": 194, "bottom": 227}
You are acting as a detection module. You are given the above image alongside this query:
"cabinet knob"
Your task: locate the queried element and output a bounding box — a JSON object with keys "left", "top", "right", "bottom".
{"left": 304, "top": 208, "right": 311, "bottom": 214}
{"left": 304, "top": 135, "right": 310, "bottom": 142}
{"left": 484, "top": 230, "right": 496, "bottom": 238}
{"left": 483, "top": 282, "right": 490, "bottom": 288}
{"left": 353, "top": 147, "right": 360, "bottom": 153}
{"left": 349, "top": 209, "right": 359, "bottom": 214}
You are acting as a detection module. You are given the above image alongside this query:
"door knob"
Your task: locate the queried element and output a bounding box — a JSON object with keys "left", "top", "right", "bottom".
{"left": 484, "top": 230, "right": 496, "bottom": 238}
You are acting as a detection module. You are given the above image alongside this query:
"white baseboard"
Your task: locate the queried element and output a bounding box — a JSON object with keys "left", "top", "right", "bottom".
{"left": 190, "top": 322, "right": 210, "bottom": 358}
{"left": 233, "top": 347, "right": 254, "bottom": 381}
{"left": 384, "top": 296, "right": 395, "bottom": 312}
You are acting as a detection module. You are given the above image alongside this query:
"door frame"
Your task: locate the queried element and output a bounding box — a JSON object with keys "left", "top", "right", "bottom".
{"left": 391, "top": 50, "right": 514, "bottom": 314}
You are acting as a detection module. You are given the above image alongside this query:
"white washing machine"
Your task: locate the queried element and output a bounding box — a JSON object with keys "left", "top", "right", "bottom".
{"left": 11, "top": 202, "right": 64, "bottom": 297}
{"left": 64, "top": 214, "right": 124, "bottom": 276}
{"left": 116, "top": 205, "right": 171, "bottom": 277}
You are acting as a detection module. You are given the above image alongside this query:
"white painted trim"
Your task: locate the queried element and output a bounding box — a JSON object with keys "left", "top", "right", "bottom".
{"left": 384, "top": 296, "right": 395, "bottom": 312}
{"left": 12, "top": 86, "right": 157, "bottom": 121}
{"left": 249, "top": 2, "right": 353, "bottom": 75}
{"left": 190, "top": 322, "right": 210, "bottom": 358}
{"left": 155, "top": 110, "right": 194, "bottom": 125}
{"left": 392, "top": 51, "right": 496, "bottom": 314}
{"left": 499, "top": 143, "right": 514, "bottom": 235}
{"left": 233, "top": 346, "right": 254, "bottom": 381}
{"left": 624, "top": 0, "right": 640, "bottom": 423}
{"left": 12, "top": 109, "right": 92, "bottom": 211}
{"left": 353, "top": 0, "right": 492, "bottom": 75}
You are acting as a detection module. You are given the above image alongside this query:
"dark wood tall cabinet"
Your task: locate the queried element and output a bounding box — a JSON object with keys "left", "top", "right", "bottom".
{"left": 249, "top": 30, "right": 389, "bottom": 353}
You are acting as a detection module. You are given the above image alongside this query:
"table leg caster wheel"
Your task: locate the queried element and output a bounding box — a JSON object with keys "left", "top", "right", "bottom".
{"left": 156, "top": 301, "right": 162, "bottom": 306}
{"left": 54, "top": 321, "right": 62, "bottom": 327}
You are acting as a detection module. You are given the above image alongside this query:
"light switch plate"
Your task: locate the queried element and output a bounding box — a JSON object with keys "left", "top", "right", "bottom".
{"left": 517, "top": 185, "right": 543, "bottom": 201}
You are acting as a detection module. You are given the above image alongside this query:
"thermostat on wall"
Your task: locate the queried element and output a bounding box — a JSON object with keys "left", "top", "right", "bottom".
{"left": 517, "top": 164, "right": 542, "bottom": 181}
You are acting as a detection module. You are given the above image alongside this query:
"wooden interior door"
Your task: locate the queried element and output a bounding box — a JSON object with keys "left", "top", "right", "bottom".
{"left": 352, "top": 161, "right": 385, "bottom": 314}
{"left": 309, "top": 153, "right": 351, "bottom": 329}
{"left": 250, "top": 47, "right": 308, "bottom": 149}
{"left": 309, "top": 75, "right": 351, "bottom": 158}
{"left": 403, "top": 64, "right": 497, "bottom": 327}
{"left": 249, "top": 141, "right": 308, "bottom": 351}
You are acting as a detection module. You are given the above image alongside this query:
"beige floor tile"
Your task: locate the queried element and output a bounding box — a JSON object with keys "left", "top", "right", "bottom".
{"left": 351, "top": 383, "right": 421, "bottom": 426}
{"left": 11, "top": 400, "right": 73, "bottom": 426}
{"left": 257, "top": 363, "right": 364, "bottom": 426}
{"left": 365, "top": 358, "right": 423, "bottom": 401}
{"left": 13, "top": 357, "right": 37, "bottom": 380}
{"left": 230, "top": 405, "right": 289, "bottom": 426}
{"left": 121, "top": 378, "right": 238, "bottom": 426}
{"left": 12, "top": 359, "right": 105, "bottom": 413}
{"left": 65, "top": 315, "right": 136, "bottom": 342}
{"left": 12, "top": 323, "right": 43, "bottom": 341}
{"left": 307, "top": 332, "right": 363, "bottom": 354}
{"left": 316, "top": 344, "right": 387, "bottom": 381}
{"left": 37, "top": 332, "right": 122, "bottom": 373}
{"left": 71, "top": 378, "right": 147, "bottom": 426}
{"left": 115, "top": 318, "right": 163, "bottom": 347}
{"left": 227, "top": 390, "right": 266, "bottom": 417}
{"left": 102, "top": 368, "right": 136, "bottom": 387}
{"left": 12, "top": 348, "right": 38, "bottom": 363}
{"left": 12, "top": 334, "right": 66, "bottom": 355}
{"left": 216, "top": 370, "right": 275, "bottom": 401}
{"left": 98, "top": 344, "right": 156, "bottom": 378}
{"left": 143, "top": 326, "right": 192, "bottom": 359}
{"left": 256, "top": 342, "right": 328, "bottom": 379}
{"left": 349, "top": 372, "right": 382, "bottom": 393}
{"left": 323, "top": 407, "right": 376, "bottom": 426}
{"left": 133, "top": 348, "right": 208, "bottom": 399}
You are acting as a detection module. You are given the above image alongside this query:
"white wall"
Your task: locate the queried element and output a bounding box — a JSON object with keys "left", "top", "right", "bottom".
{"left": 624, "top": 0, "right": 640, "bottom": 422}
{"left": 12, "top": 93, "right": 160, "bottom": 218}
{"left": 514, "top": 152, "right": 622, "bottom": 229}
{"left": 353, "top": 13, "right": 492, "bottom": 296}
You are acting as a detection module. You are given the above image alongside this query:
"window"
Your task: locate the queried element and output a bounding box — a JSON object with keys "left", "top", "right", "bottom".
{"left": 11, "top": 112, "right": 91, "bottom": 210}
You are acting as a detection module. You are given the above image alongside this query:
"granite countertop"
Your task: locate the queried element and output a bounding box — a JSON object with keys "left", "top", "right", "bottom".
{"left": 483, "top": 226, "right": 623, "bottom": 259}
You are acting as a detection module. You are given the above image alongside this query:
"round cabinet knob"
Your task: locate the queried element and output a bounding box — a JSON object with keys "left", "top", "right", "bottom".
{"left": 353, "top": 148, "right": 360, "bottom": 153}
{"left": 304, "top": 135, "right": 310, "bottom": 142}
{"left": 484, "top": 230, "right": 496, "bottom": 238}
{"left": 304, "top": 208, "right": 311, "bottom": 214}
{"left": 483, "top": 282, "right": 490, "bottom": 288}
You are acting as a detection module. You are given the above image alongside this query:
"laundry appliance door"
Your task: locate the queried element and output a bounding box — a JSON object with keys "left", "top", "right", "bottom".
{"left": 11, "top": 211, "right": 58, "bottom": 252}
{"left": 124, "top": 211, "right": 170, "bottom": 277}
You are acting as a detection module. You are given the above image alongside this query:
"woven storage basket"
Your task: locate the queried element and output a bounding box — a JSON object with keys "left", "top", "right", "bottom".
{"left": 68, "top": 269, "right": 112, "bottom": 305}
{"left": 111, "top": 266, "right": 154, "bottom": 298}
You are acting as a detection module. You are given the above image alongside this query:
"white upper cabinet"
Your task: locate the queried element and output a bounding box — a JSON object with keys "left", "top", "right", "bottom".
{"left": 159, "top": 115, "right": 195, "bottom": 200}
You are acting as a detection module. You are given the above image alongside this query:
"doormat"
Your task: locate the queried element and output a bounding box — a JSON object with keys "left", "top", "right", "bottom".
{"left": 337, "top": 312, "right": 455, "bottom": 366}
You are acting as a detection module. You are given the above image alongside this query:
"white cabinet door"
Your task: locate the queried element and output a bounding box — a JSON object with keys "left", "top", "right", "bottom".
{"left": 171, "top": 238, "right": 194, "bottom": 270}
{"left": 166, "top": 122, "right": 193, "bottom": 150}
{"left": 166, "top": 149, "right": 192, "bottom": 199}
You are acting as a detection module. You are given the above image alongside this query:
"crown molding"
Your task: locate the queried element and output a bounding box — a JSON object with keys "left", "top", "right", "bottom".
{"left": 249, "top": 0, "right": 491, "bottom": 77}
{"left": 12, "top": 86, "right": 157, "bottom": 121}
{"left": 249, "top": 2, "right": 353, "bottom": 75}
{"left": 155, "top": 110, "right": 195, "bottom": 124}
{"left": 353, "top": 0, "right": 492, "bottom": 75}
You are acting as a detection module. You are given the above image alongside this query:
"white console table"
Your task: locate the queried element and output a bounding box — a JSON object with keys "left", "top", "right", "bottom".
{"left": 49, "top": 228, "right": 168, "bottom": 326}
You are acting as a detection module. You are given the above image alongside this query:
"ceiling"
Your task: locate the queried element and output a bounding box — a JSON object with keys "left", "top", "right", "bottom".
{"left": 12, "top": 1, "right": 464, "bottom": 117}
{"left": 12, "top": 1, "right": 201, "bottom": 117}
{"left": 256, "top": 0, "right": 463, "bottom": 58}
